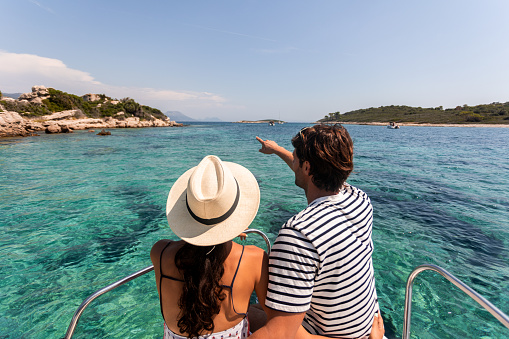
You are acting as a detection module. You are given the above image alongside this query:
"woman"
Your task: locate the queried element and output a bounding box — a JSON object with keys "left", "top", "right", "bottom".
{"left": 151, "top": 155, "right": 269, "bottom": 338}
{"left": 151, "top": 155, "right": 384, "bottom": 339}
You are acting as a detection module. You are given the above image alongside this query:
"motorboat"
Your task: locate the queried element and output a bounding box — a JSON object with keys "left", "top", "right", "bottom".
{"left": 387, "top": 122, "right": 400, "bottom": 129}
{"left": 62, "top": 229, "right": 509, "bottom": 339}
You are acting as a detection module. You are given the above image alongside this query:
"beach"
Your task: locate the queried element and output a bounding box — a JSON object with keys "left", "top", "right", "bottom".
{"left": 319, "top": 121, "right": 509, "bottom": 128}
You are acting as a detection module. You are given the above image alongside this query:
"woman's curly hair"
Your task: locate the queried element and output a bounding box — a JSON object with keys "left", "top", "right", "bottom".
{"left": 174, "top": 242, "right": 229, "bottom": 338}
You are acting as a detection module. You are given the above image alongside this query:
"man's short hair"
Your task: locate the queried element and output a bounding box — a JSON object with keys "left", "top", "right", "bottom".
{"left": 291, "top": 124, "right": 353, "bottom": 192}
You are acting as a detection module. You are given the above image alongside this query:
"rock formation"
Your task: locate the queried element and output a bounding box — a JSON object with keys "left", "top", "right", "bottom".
{"left": 0, "top": 86, "right": 183, "bottom": 138}
{"left": 97, "top": 129, "right": 111, "bottom": 136}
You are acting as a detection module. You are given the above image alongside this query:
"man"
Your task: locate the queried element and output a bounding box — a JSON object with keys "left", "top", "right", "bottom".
{"left": 251, "top": 124, "right": 380, "bottom": 339}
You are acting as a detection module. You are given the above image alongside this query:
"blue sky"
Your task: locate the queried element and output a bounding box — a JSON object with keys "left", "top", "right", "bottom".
{"left": 1, "top": 0, "right": 509, "bottom": 122}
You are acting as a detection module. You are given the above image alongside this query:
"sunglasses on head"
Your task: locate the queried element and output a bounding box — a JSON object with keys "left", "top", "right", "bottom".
{"left": 299, "top": 126, "right": 310, "bottom": 140}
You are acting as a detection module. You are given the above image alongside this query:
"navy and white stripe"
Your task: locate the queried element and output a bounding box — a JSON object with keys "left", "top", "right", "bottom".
{"left": 265, "top": 184, "right": 378, "bottom": 338}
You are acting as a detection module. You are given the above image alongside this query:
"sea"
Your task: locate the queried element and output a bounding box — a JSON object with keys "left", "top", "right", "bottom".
{"left": 0, "top": 122, "right": 508, "bottom": 339}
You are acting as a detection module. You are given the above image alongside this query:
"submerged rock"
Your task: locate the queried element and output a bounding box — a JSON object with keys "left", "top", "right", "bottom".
{"left": 97, "top": 129, "right": 111, "bottom": 136}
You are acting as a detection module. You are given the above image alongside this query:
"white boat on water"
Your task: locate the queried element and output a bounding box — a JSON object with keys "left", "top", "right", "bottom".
{"left": 62, "top": 229, "right": 509, "bottom": 339}
{"left": 387, "top": 122, "right": 400, "bottom": 129}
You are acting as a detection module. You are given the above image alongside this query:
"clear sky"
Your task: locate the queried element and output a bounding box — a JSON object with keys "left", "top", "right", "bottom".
{"left": 1, "top": 0, "right": 509, "bottom": 122}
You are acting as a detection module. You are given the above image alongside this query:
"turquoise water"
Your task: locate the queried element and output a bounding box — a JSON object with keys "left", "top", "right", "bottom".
{"left": 1, "top": 122, "right": 508, "bottom": 338}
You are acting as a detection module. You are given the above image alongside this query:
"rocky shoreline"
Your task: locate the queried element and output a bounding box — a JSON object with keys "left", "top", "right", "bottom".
{"left": 0, "top": 86, "right": 183, "bottom": 138}
{"left": 0, "top": 109, "right": 183, "bottom": 138}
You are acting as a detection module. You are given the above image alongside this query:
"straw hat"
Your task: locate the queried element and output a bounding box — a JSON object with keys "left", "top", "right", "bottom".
{"left": 166, "top": 155, "right": 260, "bottom": 246}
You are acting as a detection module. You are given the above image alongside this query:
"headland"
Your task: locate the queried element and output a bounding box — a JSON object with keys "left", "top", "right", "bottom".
{"left": 319, "top": 121, "right": 509, "bottom": 128}
{"left": 319, "top": 103, "right": 509, "bottom": 126}
{"left": 0, "top": 86, "right": 183, "bottom": 138}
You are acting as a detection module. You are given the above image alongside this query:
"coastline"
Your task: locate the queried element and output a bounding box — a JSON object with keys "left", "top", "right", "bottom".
{"left": 233, "top": 120, "right": 284, "bottom": 124}
{"left": 0, "top": 110, "right": 183, "bottom": 138}
{"left": 0, "top": 86, "right": 183, "bottom": 138}
{"left": 318, "top": 121, "right": 509, "bottom": 128}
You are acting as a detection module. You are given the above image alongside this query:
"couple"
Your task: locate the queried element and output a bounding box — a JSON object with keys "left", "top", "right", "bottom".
{"left": 151, "top": 124, "right": 383, "bottom": 339}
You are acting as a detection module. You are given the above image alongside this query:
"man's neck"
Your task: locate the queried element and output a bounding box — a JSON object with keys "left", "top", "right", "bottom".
{"left": 305, "top": 185, "right": 339, "bottom": 204}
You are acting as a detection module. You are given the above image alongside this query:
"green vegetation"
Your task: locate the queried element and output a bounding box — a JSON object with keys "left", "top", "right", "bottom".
{"left": 1, "top": 99, "right": 51, "bottom": 116}
{"left": 0, "top": 88, "right": 167, "bottom": 120}
{"left": 320, "top": 103, "right": 509, "bottom": 124}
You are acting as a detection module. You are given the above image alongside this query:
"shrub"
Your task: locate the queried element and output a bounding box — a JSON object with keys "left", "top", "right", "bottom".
{"left": 1, "top": 100, "right": 50, "bottom": 116}
{"left": 465, "top": 113, "right": 483, "bottom": 122}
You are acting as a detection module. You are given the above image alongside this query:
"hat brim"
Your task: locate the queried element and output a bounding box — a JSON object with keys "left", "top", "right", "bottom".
{"left": 166, "top": 162, "right": 260, "bottom": 246}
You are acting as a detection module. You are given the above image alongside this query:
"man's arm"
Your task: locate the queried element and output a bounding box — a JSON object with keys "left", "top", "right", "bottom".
{"left": 256, "top": 136, "right": 294, "bottom": 171}
{"left": 249, "top": 308, "right": 306, "bottom": 339}
{"left": 294, "top": 313, "right": 386, "bottom": 339}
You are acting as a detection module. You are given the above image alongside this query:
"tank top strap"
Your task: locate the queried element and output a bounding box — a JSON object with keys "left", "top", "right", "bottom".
{"left": 158, "top": 241, "right": 176, "bottom": 324}
{"left": 230, "top": 245, "right": 245, "bottom": 288}
{"left": 229, "top": 245, "right": 247, "bottom": 316}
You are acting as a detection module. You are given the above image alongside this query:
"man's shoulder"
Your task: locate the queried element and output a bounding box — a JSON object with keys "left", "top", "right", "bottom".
{"left": 325, "top": 184, "right": 372, "bottom": 207}
{"left": 342, "top": 183, "right": 370, "bottom": 198}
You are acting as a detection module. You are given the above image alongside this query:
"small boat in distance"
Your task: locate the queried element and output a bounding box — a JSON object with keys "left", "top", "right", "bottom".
{"left": 268, "top": 121, "right": 275, "bottom": 126}
{"left": 387, "top": 122, "right": 400, "bottom": 129}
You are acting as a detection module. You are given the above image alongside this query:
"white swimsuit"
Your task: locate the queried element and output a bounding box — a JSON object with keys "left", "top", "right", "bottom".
{"left": 163, "top": 317, "right": 250, "bottom": 339}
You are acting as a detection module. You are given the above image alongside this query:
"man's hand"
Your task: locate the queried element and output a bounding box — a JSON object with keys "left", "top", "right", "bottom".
{"left": 255, "top": 136, "right": 294, "bottom": 170}
{"left": 368, "top": 313, "right": 385, "bottom": 339}
{"left": 256, "top": 136, "right": 280, "bottom": 154}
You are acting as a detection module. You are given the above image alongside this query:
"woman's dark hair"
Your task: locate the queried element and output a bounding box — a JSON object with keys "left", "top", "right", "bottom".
{"left": 174, "top": 242, "right": 229, "bottom": 338}
{"left": 291, "top": 124, "right": 354, "bottom": 192}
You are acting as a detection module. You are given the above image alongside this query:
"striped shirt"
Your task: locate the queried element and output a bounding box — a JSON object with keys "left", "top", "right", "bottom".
{"left": 265, "top": 184, "right": 378, "bottom": 338}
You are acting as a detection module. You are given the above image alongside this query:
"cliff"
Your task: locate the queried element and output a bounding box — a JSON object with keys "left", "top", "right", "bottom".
{"left": 0, "top": 86, "right": 183, "bottom": 138}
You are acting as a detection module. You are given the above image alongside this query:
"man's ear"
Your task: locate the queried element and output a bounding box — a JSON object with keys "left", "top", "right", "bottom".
{"left": 303, "top": 161, "right": 311, "bottom": 175}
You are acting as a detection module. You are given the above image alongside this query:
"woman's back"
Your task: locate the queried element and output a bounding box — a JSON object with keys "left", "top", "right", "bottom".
{"left": 151, "top": 239, "right": 268, "bottom": 338}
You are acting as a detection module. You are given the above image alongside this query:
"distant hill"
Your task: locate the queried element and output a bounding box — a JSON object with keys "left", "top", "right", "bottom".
{"left": 2, "top": 93, "right": 22, "bottom": 99}
{"left": 164, "top": 111, "right": 224, "bottom": 122}
{"left": 319, "top": 102, "right": 509, "bottom": 125}
{"left": 165, "top": 111, "right": 195, "bottom": 122}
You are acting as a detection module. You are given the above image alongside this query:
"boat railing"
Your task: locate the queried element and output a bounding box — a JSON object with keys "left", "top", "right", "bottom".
{"left": 62, "top": 229, "right": 272, "bottom": 339}
{"left": 64, "top": 242, "right": 509, "bottom": 338}
{"left": 402, "top": 264, "right": 509, "bottom": 339}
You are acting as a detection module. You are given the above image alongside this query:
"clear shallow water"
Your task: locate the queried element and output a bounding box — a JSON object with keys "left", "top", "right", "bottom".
{"left": 0, "top": 123, "right": 508, "bottom": 338}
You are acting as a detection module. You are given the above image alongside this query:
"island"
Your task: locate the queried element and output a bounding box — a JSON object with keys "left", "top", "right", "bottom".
{"left": 233, "top": 119, "right": 285, "bottom": 124}
{"left": 0, "top": 86, "right": 183, "bottom": 138}
{"left": 319, "top": 104, "right": 509, "bottom": 126}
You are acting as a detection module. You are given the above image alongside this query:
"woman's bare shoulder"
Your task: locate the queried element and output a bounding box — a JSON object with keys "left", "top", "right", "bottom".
{"left": 240, "top": 244, "right": 269, "bottom": 263}
{"left": 150, "top": 239, "right": 183, "bottom": 261}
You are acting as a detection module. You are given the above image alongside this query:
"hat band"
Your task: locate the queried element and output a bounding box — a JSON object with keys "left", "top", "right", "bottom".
{"left": 186, "top": 179, "right": 240, "bottom": 226}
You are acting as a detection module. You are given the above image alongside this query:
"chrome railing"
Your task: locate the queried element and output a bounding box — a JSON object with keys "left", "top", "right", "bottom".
{"left": 243, "top": 228, "right": 272, "bottom": 254}
{"left": 62, "top": 265, "right": 154, "bottom": 339}
{"left": 402, "top": 264, "right": 509, "bottom": 339}
{"left": 63, "top": 229, "right": 272, "bottom": 339}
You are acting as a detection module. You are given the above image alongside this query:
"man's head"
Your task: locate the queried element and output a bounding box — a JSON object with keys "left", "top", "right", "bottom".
{"left": 291, "top": 124, "right": 353, "bottom": 192}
